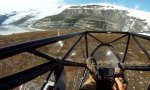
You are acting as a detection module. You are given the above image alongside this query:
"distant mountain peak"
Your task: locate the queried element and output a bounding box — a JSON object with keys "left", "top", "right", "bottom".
{"left": 0, "top": 4, "right": 150, "bottom": 33}
{"left": 0, "top": 5, "right": 70, "bottom": 26}
{"left": 31, "top": 4, "right": 150, "bottom": 33}
{"left": 69, "top": 3, "right": 150, "bottom": 26}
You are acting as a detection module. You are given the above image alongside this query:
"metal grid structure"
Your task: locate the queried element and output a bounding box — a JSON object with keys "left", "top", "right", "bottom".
{"left": 0, "top": 31, "right": 150, "bottom": 89}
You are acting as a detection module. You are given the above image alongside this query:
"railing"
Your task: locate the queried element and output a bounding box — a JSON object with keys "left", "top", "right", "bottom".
{"left": 0, "top": 31, "right": 150, "bottom": 89}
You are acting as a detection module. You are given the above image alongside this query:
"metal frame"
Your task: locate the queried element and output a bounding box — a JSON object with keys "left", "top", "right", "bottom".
{"left": 0, "top": 31, "right": 150, "bottom": 89}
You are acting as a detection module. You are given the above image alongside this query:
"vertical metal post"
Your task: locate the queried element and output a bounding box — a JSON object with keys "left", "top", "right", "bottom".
{"left": 85, "top": 32, "right": 89, "bottom": 58}
{"left": 122, "top": 34, "right": 130, "bottom": 63}
{"left": 79, "top": 32, "right": 89, "bottom": 88}
{"left": 79, "top": 68, "right": 87, "bottom": 88}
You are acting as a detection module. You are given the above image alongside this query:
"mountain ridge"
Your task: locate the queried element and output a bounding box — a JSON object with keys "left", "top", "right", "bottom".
{"left": 32, "top": 4, "right": 150, "bottom": 33}
{"left": 0, "top": 5, "right": 69, "bottom": 26}
{"left": 0, "top": 3, "right": 150, "bottom": 33}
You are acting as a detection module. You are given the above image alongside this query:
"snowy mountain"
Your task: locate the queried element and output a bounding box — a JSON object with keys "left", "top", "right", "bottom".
{"left": 97, "top": 3, "right": 150, "bottom": 26}
{"left": 0, "top": 5, "right": 69, "bottom": 26}
{"left": 69, "top": 3, "right": 150, "bottom": 27}
{"left": 0, "top": 11, "right": 17, "bottom": 25}
{"left": 32, "top": 4, "right": 150, "bottom": 33}
{"left": 0, "top": 3, "right": 150, "bottom": 33}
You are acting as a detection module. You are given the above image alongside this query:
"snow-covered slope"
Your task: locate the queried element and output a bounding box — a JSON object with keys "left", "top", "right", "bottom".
{"left": 1, "top": 3, "right": 150, "bottom": 28}
{"left": 70, "top": 3, "right": 150, "bottom": 26}
{"left": 2, "top": 9, "right": 40, "bottom": 25}
{"left": 98, "top": 3, "right": 150, "bottom": 26}
{"left": 1, "top": 5, "right": 70, "bottom": 26}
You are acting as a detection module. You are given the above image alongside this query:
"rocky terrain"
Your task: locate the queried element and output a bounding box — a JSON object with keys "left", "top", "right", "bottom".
{"left": 32, "top": 5, "right": 150, "bottom": 33}
{"left": 0, "top": 4, "right": 150, "bottom": 33}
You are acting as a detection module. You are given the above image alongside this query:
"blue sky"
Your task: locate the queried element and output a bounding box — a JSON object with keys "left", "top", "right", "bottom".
{"left": 64, "top": 0, "right": 150, "bottom": 12}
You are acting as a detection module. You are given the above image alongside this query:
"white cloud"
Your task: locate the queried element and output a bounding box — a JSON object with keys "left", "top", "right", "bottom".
{"left": 0, "top": 0, "right": 65, "bottom": 13}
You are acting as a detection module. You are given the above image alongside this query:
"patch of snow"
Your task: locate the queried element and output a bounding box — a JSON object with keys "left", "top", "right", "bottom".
{"left": 120, "top": 52, "right": 124, "bottom": 55}
{"left": 127, "top": 10, "right": 150, "bottom": 26}
{"left": 99, "top": 3, "right": 150, "bottom": 26}
{"left": 2, "top": 5, "right": 70, "bottom": 25}
{"left": 71, "top": 51, "right": 76, "bottom": 56}
{"left": 100, "top": 3, "right": 150, "bottom": 26}
{"left": 71, "top": 3, "right": 150, "bottom": 26}
{"left": 2, "top": 10, "right": 40, "bottom": 25}
{"left": 57, "top": 41, "right": 64, "bottom": 47}
{"left": 26, "top": 5, "right": 70, "bottom": 22}
{"left": 144, "top": 26, "right": 148, "bottom": 30}
{"left": 99, "top": 3, "right": 128, "bottom": 10}
{"left": 139, "top": 33, "right": 150, "bottom": 36}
